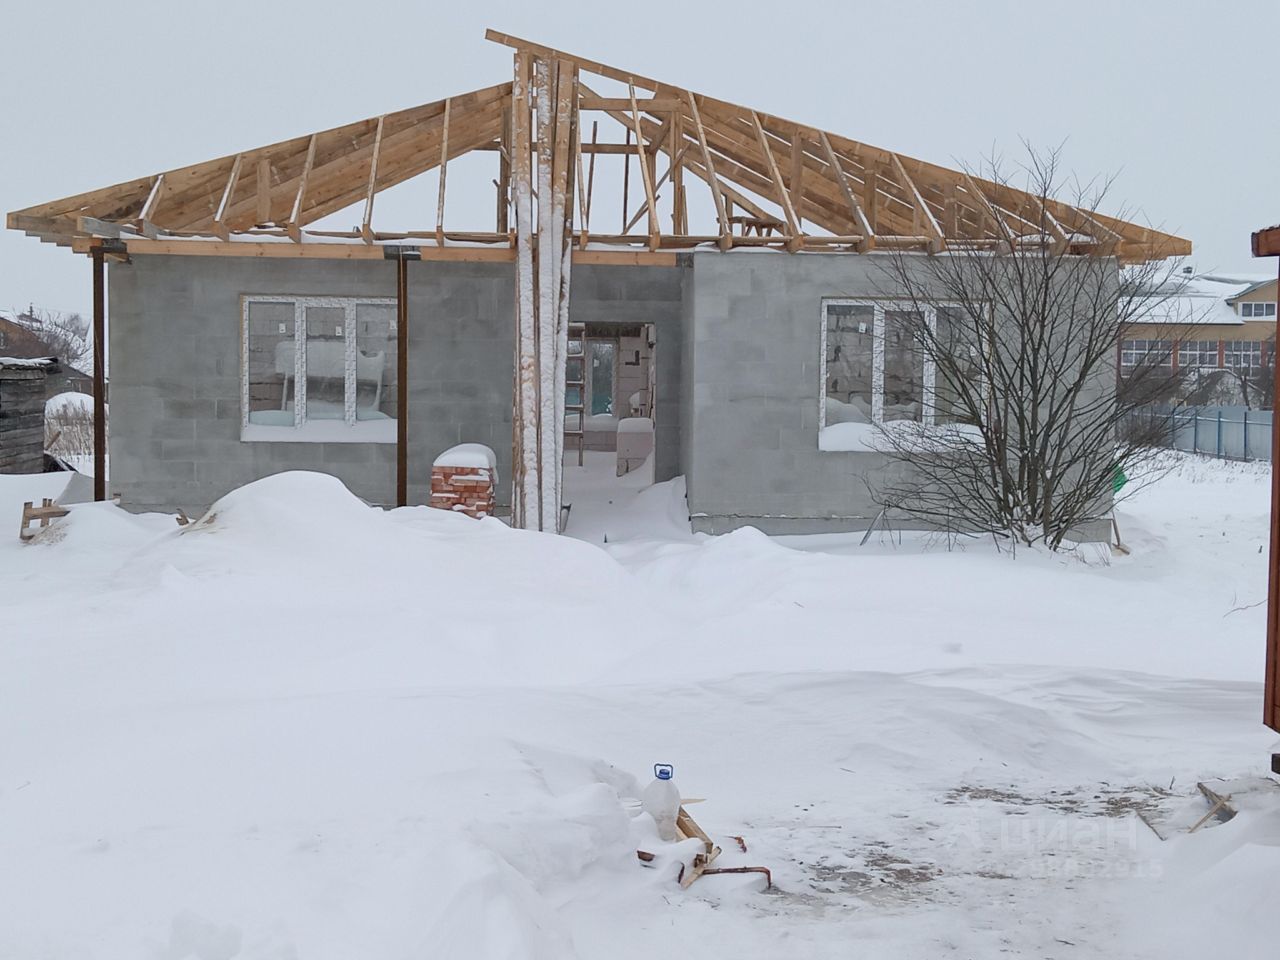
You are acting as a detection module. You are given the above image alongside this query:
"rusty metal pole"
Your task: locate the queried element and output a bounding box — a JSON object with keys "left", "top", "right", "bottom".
{"left": 1256, "top": 225, "right": 1280, "bottom": 743}
{"left": 396, "top": 252, "right": 409, "bottom": 507}
{"left": 91, "top": 245, "right": 106, "bottom": 502}
{"left": 1267, "top": 253, "right": 1280, "bottom": 738}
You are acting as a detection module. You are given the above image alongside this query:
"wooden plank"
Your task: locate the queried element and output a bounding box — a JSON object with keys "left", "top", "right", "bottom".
{"left": 579, "top": 96, "right": 680, "bottom": 112}
{"left": 361, "top": 115, "right": 386, "bottom": 243}
{"left": 497, "top": 104, "right": 511, "bottom": 234}
{"left": 890, "top": 153, "right": 945, "bottom": 252}
{"left": 790, "top": 127, "right": 804, "bottom": 233}
{"left": 749, "top": 110, "right": 801, "bottom": 250}
{"left": 818, "top": 131, "right": 873, "bottom": 249}
{"left": 256, "top": 157, "right": 273, "bottom": 224}
{"left": 286, "top": 134, "right": 319, "bottom": 241}
{"left": 112, "top": 238, "right": 516, "bottom": 261}
{"left": 571, "top": 249, "right": 676, "bottom": 266}
{"left": 511, "top": 49, "right": 537, "bottom": 530}
{"left": 213, "top": 154, "right": 243, "bottom": 240}
{"left": 436, "top": 100, "right": 451, "bottom": 246}
{"left": 685, "top": 93, "right": 729, "bottom": 249}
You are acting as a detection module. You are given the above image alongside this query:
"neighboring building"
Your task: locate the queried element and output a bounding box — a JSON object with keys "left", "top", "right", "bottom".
{"left": 0, "top": 357, "right": 58, "bottom": 473}
{"left": 1122, "top": 272, "right": 1276, "bottom": 406}
{"left": 0, "top": 310, "right": 98, "bottom": 399}
{"left": 5, "top": 32, "right": 1188, "bottom": 539}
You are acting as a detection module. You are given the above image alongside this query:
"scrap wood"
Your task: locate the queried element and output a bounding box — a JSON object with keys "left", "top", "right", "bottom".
{"left": 1189, "top": 782, "right": 1235, "bottom": 833}
{"left": 19, "top": 498, "right": 69, "bottom": 542}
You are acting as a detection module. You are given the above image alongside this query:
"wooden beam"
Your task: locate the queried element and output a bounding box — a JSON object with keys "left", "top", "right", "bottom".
{"left": 497, "top": 104, "right": 511, "bottom": 233}
{"left": 100, "top": 238, "right": 516, "bottom": 260}
{"left": 571, "top": 249, "right": 676, "bottom": 266}
{"left": 287, "top": 135, "right": 318, "bottom": 241}
{"left": 212, "top": 154, "right": 243, "bottom": 240}
{"left": 890, "top": 153, "right": 944, "bottom": 252}
{"left": 436, "top": 100, "right": 451, "bottom": 246}
{"left": 485, "top": 29, "right": 664, "bottom": 91}
{"left": 686, "top": 93, "right": 730, "bottom": 249}
{"left": 750, "top": 110, "right": 801, "bottom": 250}
{"left": 790, "top": 127, "right": 804, "bottom": 233}
{"left": 962, "top": 174, "right": 1014, "bottom": 245}
{"left": 256, "top": 157, "right": 273, "bottom": 224}
{"left": 579, "top": 96, "right": 680, "bottom": 112}
{"left": 361, "top": 115, "right": 386, "bottom": 243}
{"left": 818, "top": 131, "right": 873, "bottom": 249}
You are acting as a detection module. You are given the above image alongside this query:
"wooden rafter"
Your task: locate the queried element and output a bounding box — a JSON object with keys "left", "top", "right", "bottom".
{"left": 6, "top": 31, "right": 1190, "bottom": 264}
{"left": 627, "top": 82, "right": 660, "bottom": 248}
{"left": 361, "top": 115, "right": 385, "bottom": 243}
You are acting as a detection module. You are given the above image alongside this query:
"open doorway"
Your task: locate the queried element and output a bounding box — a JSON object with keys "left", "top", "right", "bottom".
{"left": 564, "top": 322, "right": 656, "bottom": 479}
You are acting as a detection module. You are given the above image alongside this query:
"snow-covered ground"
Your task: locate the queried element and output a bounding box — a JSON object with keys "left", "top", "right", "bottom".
{"left": 1, "top": 454, "right": 1277, "bottom": 959}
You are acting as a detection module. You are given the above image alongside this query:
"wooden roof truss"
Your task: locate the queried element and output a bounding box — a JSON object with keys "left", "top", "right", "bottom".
{"left": 6, "top": 31, "right": 1189, "bottom": 265}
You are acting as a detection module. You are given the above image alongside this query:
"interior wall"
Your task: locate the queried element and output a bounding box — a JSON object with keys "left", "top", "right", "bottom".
{"left": 568, "top": 262, "right": 687, "bottom": 482}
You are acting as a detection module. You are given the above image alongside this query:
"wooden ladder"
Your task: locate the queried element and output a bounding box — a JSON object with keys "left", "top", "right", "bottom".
{"left": 565, "top": 322, "right": 586, "bottom": 466}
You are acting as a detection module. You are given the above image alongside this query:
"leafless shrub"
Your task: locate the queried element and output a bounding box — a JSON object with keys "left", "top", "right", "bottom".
{"left": 865, "top": 146, "right": 1186, "bottom": 551}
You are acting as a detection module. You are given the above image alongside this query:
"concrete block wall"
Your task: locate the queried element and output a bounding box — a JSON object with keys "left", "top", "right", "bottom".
{"left": 568, "top": 262, "right": 686, "bottom": 482}
{"left": 682, "top": 251, "right": 1114, "bottom": 539}
{"left": 683, "top": 252, "right": 892, "bottom": 534}
{"left": 108, "top": 255, "right": 514, "bottom": 514}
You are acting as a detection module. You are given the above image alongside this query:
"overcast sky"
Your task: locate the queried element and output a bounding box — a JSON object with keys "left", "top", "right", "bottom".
{"left": 2, "top": 0, "right": 1277, "bottom": 318}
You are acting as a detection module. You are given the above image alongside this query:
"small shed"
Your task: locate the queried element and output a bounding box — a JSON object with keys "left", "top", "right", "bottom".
{"left": 0, "top": 356, "right": 58, "bottom": 473}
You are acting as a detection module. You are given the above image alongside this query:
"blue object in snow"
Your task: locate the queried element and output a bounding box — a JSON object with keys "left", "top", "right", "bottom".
{"left": 654, "top": 763, "right": 674, "bottom": 781}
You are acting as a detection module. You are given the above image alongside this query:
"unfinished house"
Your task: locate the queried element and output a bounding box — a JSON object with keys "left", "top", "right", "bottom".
{"left": 6, "top": 31, "right": 1189, "bottom": 536}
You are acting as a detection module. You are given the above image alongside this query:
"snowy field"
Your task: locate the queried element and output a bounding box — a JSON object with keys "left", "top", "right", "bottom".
{"left": 1, "top": 453, "right": 1278, "bottom": 959}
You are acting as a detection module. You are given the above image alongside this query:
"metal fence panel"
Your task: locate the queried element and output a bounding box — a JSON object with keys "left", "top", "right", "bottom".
{"left": 1139, "top": 405, "right": 1272, "bottom": 461}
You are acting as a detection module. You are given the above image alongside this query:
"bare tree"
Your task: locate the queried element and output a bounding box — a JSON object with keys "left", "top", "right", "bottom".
{"left": 853, "top": 147, "right": 1185, "bottom": 551}
{"left": 6, "top": 306, "right": 91, "bottom": 368}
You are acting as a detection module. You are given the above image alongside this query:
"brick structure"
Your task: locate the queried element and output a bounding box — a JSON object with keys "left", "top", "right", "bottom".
{"left": 429, "top": 464, "right": 496, "bottom": 519}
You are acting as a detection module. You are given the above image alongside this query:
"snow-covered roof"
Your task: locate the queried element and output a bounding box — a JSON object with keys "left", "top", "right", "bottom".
{"left": 1225, "top": 277, "right": 1277, "bottom": 303}
{"left": 0, "top": 356, "right": 57, "bottom": 369}
{"left": 1129, "top": 272, "right": 1272, "bottom": 326}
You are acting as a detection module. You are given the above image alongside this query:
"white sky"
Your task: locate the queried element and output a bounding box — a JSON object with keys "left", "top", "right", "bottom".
{"left": 2, "top": 0, "right": 1277, "bottom": 318}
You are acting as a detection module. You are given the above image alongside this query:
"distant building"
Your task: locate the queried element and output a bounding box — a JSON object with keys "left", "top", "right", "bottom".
{"left": 0, "top": 309, "right": 98, "bottom": 399}
{"left": 1123, "top": 271, "right": 1277, "bottom": 406}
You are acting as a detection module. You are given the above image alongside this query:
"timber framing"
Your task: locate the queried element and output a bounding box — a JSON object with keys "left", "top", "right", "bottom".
{"left": 7, "top": 30, "right": 1189, "bottom": 265}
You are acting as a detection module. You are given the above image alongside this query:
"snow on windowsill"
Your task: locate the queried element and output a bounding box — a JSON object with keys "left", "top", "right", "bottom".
{"left": 818, "top": 420, "right": 984, "bottom": 453}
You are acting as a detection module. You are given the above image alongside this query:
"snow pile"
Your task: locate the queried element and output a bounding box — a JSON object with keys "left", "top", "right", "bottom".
{"left": 1, "top": 455, "right": 1279, "bottom": 959}
{"left": 45, "top": 390, "right": 96, "bottom": 416}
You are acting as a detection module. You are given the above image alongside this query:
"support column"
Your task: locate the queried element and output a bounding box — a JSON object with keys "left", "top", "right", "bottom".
{"left": 91, "top": 246, "right": 106, "bottom": 502}
{"left": 396, "top": 252, "right": 409, "bottom": 506}
{"left": 510, "top": 51, "right": 577, "bottom": 532}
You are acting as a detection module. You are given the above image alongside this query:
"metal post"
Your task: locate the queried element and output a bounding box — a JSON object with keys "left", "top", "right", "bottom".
{"left": 1244, "top": 411, "right": 1251, "bottom": 460}
{"left": 1217, "top": 409, "right": 1223, "bottom": 459}
{"left": 1191, "top": 408, "right": 1199, "bottom": 454}
{"left": 91, "top": 246, "right": 106, "bottom": 501}
{"left": 396, "top": 252, "right": 409, "bottom": 506}
{"left": 1264, "top": 249, "right": 1280, "bottom": 734}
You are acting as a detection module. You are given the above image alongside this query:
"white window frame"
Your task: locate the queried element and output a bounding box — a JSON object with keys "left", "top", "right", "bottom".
{"left": 820, "top": 298, "right": 975, "bottom": 432}
{"left": 1177, "top": 340, "right": 1219, "bottom": 370}
{"left": 241, "top": 294, "right": 397, "bottom": 443}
